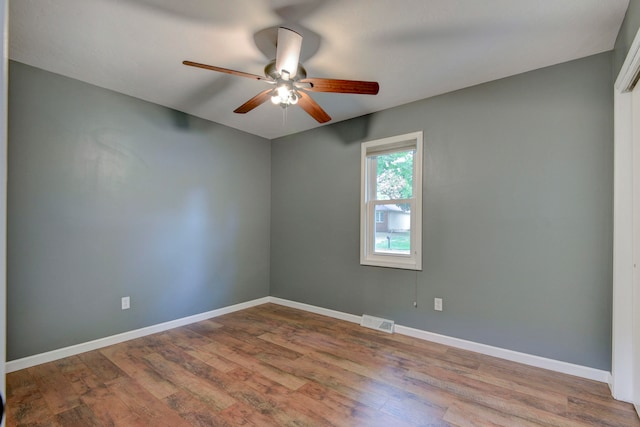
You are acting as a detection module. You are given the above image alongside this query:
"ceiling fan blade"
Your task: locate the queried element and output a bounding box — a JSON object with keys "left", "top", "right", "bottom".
{"left": 234, "top": 89, "right": 273, "bottom": 114}
{"left": 298, "top": 78, "right": 379, "bottom": 95}
{"left": 275, "top": 27, "right": 302, "bottom": 78}
{"left": 183, "top": 61, "right": 269, "bottom": 81}
{"left": 297, "top": 92, "right": 331, "bottom": 123}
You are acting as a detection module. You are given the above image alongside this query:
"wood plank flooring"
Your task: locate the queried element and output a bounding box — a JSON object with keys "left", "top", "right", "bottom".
{"left": 7, "top": 303, "right": 640, "bottom": 426}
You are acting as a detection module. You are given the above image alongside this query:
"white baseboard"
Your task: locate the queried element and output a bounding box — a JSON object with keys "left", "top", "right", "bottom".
{"left": 6, "top": 295, "right": 612, "bottom": 386}
{"left": 268, "top": 297, "right": 362, "bottom": 324}
{"left": 394, "top": 324, "right": 610, "bottom": 383}
{"left": 6, "top": 297, "right": 270, "bottom": 373}
{"left": 267, "top": 297, "right": 611, "bottom": 384}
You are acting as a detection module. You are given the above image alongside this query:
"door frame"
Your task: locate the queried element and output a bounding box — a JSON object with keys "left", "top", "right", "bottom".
{"left": 612, "top": 25, "right": 640, "bottom": 411}
{"left": 0, "top": 0, "right": 7, "bottom": 423}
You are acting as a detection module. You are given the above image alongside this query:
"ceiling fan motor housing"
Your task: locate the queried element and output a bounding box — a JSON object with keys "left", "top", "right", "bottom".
{"left": 264, "top": 60, "right": 307, "bottom": 80}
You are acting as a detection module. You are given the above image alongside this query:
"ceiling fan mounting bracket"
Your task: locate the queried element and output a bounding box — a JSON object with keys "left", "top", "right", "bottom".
{"left": 264, "top": 60, "right": 307, "bottom": 80}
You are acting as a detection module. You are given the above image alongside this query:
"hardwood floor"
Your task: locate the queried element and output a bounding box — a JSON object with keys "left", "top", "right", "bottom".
{"left": 7, "top": 303, "right": 640, "bottom": 426}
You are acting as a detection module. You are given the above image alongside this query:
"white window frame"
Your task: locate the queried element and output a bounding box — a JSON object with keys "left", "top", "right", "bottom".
{"left": 360, "top": 131, "right": 423, "bottom": 270}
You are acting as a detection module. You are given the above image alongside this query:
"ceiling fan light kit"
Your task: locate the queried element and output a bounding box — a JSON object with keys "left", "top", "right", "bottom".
{"left": 266, "top": 64, "right": 303, "bottom": 108}
{"left": 270, "top": 82, "right": 299, "bottom": 107}
{"left": 183, "top": 27, "right": 379, "bottom": 124}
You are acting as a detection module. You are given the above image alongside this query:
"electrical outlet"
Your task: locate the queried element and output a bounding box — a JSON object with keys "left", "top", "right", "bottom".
{"left": 434, "top": 297, "right": 443, "bottom": 311}
{"left": 121, "top": 296, "right": 130, "bottom": 310}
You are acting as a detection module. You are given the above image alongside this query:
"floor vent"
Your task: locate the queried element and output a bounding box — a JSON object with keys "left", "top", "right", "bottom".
{"left": 360, "top": 314, "right": 395, "bottom": 333}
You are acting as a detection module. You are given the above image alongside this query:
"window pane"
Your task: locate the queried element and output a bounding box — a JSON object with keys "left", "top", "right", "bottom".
{"left": 374, "top": 150, "right": 414, "bottom": 201}
{"left": 374, "top": 203, "right": 411, "bottom": 255}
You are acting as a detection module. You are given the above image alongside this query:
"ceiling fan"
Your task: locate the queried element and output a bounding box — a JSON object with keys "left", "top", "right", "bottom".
{"left": 183, "top": 27, "right": 379, "bottom": 124}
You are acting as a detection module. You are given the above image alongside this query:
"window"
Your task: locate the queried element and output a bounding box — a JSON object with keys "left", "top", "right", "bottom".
{"left": 360, "top": 131, "right": 423, "bottom": 270}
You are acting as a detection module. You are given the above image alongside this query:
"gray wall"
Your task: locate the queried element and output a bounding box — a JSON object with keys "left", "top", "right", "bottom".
{"left": 271, "top": 52, "right": 614, "bottom": 370}
{"left": 615, "top": 0, "right": 640, "bottom": 76}
{"left": 8, "top": 61, "right": 271, "bottom": 360}
{"left": 8, "top": 51, "right": 615, "bottom": 370}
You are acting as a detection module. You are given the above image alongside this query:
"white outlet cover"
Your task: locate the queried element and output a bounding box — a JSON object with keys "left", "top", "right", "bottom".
{"left": 121, "top": 296, "right": 130, "bottom": 310}
{"left": 434, "top": 298, "right": 443, "bottom": 311}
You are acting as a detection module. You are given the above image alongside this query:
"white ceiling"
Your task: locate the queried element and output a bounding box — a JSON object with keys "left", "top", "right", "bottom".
{"left": 9, "top": 0, "right": 629, "bottom": 139}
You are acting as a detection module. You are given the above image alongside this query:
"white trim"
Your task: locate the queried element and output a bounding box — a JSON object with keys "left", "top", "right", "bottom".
{"left": 0, "top": 0, "right": 7, "bottom": 407}
{"left": 616, "top": 26, "right": 640, "bottom": 92}
{"left": 6, "top": 297, "right": 270, "bottom": 373}
{"left": 612, "top": 24, "right": 640, "bottom": 405}
{"left": 633, "top": 88, "right": 640, "bottom": 410}
{"left": 394, "top": 325, "right": 610, "bottom": 383}
{"left": 267, "top": 298, "right": 611, "bottom": 384}
{"left": 268, "top": 297, "right": 362, "bottom": 324}
{"left": 360, "top": 131, "right": 423, "bottom": 271}
{"left": 612, "top": 90, "right": 636, "bottom": 402}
